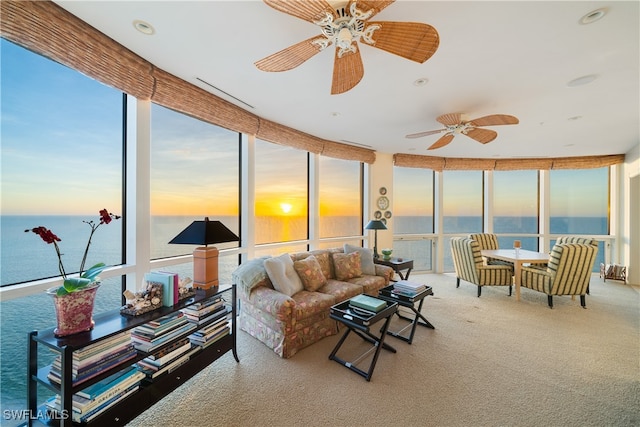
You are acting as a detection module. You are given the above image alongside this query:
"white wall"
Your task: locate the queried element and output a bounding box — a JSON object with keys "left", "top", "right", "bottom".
{"left": 622, "top": 143, "right": 640, "bottom": 285}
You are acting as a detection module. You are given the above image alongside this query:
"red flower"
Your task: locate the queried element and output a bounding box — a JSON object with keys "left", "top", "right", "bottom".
{"left": 26, "top": 209, "right": 120, "bottom": 288}
{"left": 29, "top": 226, "right": 61, "bottom": 244}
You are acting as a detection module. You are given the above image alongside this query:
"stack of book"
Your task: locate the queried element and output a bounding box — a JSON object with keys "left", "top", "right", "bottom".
{"left": 180, "top": 296, "right": 226, "bottom": 325}
{"left": 392, "top": 280, "right": 427, "bottom": 297}
{"left": 136, "top": 337, "right": 197, "bottom": 380}
{"left": 47, "top": 332, "right": 137, "bottom": 386}
{"left": 130, "top": 311, "right": 196, "bottom": 353}
{"left": 348, "top": 294, "right": 387, "bottom": 316}
{"left": 45, "top": 365, "right": 144, "bottom": 424}
{"left": 187, "top": 302, "right": 231, "bottom": 349}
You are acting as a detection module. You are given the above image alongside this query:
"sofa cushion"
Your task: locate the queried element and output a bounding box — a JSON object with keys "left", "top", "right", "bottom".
{"left": 344, "top": 243, "right": 375, "bottom": 275}
{"left": 293, "top": 255, "right": 327, "bottom": 292}
{"left": 317, "top": 279, "right": 363, "bottom": 303}
{"left": 264, "top": 253, "right": 304, "bottom": 297}
{"left": 290, "top": 290, "right": 336, "bottom": 321}
{"left": 332, "top": 251, "right": 362, "bottom": 281}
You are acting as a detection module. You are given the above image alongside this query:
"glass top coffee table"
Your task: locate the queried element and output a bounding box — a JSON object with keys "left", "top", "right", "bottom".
{"left": 329, "top": 298, "right": 398, "bottom": 381}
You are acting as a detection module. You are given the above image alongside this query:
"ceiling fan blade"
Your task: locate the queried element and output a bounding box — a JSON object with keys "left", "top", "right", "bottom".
{"left": 436, "top": 113, "right": 462, "bottom": 126}
{"left": 465, "top": 127, "right": 498, "bottom": 144}
{"left": 428, "top": 134, "right": 455, "bottom": 150}
{"left": 255, "top": 36, "right": 326, "bottom": 72}
{"left": 469, "top": 114, "right": 519, "bottom": 127}
{"left": 405, "top": 129, "right": 445, "bottom": 139}
{"left": 331, "top": 46, "right": 364, "bottom": 95}
{"left": 352, "top": 0, "right": 396, "bottom": 19}
{"left": 262, "top": 0, "right": 336, "bottom": 23}
{"left": 362, "top": 21, "right": 439, "bottom": 63}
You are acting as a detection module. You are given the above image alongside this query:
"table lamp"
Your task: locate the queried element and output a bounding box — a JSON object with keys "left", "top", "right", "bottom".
{"left": 169, "top": 217, "right": 239, "bottom": 289}
{"left": 364, "top": 220, "right": 387, "bottom": 260}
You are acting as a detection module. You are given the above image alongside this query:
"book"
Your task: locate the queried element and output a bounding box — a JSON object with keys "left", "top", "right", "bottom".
{"left": 77, "top": 365, "right": 141, "bottom": 400}
{"left": 146, "top": 337, "right": 191, "bottom": 361}
{"left": 393, "top": 280, "right": 427, "bottom": 294}
{"left": 140, "top": 340, "right": 192, "bottom": 368}
{"left": 349, "top": 294, "right": 387, "bottom": 313}
{"left": 144, "top": 271, "right": 175, "bottom": 307}
{"left": 55, "top": 368, "right": 145, "bottom": 415}
{"left": 131, "top": 322, "right": 197, "bottom": 353}
{"left": 159, "top": 270, "right": 180, "bottom": 304}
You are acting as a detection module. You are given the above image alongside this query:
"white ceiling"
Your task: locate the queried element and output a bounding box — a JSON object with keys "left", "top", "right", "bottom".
{"left": 55, "top": 0, "right": 639, "bottom": 159}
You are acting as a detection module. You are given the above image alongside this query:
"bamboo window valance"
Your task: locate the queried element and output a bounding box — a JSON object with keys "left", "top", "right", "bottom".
{"left": 393, "top": 153, "right": 625, "bottom": 171}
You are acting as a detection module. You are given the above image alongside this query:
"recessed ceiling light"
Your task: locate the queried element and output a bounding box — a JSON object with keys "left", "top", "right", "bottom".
{"left": 331, "top": 112, "right": 340, "bottom": 117}
{"left": 413, "top": 78, "right": 429, "bottom": 87}
{"left": 568, "top": 116, "right": 582, "bottom": 121}
{"left": 567, "top": 74, "right": 598, "bottom": 87}
{"left": 133, "top": 20, "right": 155, "bottom": 35}
{"left": 579, "top": 8, "right": 608, "bottom": 25}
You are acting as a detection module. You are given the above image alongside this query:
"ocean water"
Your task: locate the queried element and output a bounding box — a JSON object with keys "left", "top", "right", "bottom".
{"left": 0, "top": 214, "right": 607, "bottom": 420}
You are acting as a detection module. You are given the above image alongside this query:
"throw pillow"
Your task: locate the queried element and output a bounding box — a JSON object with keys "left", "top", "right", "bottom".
{"left": 309, "top": 250, "right": 332, "bottom": 279}
{"left": 332, "top": 251, "right": 362, "bottom": 281}
{"left": 344, "top": 243, "right": 376, "bottom": 275}
{"left": 293, "top": 255, "right": 327, "bottom": 292}
{"left": 264, "top": 253, "right": 304, "bottom": 297}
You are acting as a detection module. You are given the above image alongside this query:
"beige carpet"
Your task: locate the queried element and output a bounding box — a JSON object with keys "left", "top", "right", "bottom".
{"left": 126, "top": 273, "right": 639, "bottom": 427}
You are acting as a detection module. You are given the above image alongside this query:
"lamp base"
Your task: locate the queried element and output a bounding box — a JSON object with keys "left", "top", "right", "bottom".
{"left": 193, "top": 246, "right": 219, "bottom": 290}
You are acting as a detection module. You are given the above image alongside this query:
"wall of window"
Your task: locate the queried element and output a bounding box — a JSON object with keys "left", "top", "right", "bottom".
{"left": 318, "top": 157, "right": 362, "bottom": 238}
{"left": 393, "top": 167, "right": 434, "bottom": 271}
{"left": 0, "top": 39, "right": 125, "bottom": 424}
{"left": 393, "top": 167, "right": 611, "bottom": 273}
{"left": 254, "top": 140, "right": 308, "bottom": 245}
{"left": 493, "top": 170, "right": 539, "bottom": 250}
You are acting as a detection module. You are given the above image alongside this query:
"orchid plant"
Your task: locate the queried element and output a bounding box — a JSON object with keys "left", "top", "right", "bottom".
{"left": 26, "top": 209, "right": 121, "bottom": 296}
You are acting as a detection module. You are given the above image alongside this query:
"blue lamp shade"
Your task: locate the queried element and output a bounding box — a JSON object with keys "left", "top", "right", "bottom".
{"left": 169, "top": 217, "right": 239, "bottom": 289}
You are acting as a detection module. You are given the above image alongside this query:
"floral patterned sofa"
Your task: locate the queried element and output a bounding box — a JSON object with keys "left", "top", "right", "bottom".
{"left": 232, "top": 246, "right": 394, "bottom": 358}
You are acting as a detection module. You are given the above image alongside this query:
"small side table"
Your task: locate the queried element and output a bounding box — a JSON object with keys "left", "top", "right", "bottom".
{"left": 377, "top": 284, "right": 434, "bottom": 344}
{"left": 374, "top": 257, "right": 414, "bottom": 281}
{"left": 329, "top": 299, "right": 398, "bottom": 381}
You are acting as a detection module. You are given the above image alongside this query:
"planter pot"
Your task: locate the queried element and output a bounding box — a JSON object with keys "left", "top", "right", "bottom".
{"left": 47, "top": 283, "right": 100, "bottom": 337}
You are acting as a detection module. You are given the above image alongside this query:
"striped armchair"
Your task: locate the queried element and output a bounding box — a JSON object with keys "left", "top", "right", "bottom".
{"left": 468, "top": 233, "right": 513, "bottom": 267}
{"left": 451, "top": 237, "right": 514, "bottom": 297}
{"left": 520, "top": 243, "right": 597, "bottom": 308}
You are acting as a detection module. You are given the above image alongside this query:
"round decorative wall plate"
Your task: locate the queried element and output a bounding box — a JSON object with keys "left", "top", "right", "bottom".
{"left": 376, "top": 196, "right": 389, "bottom": 210}
{"left": 374, "top": 210, "right": 382, "bottom": 219}
{"left": 381, "top": 218, "right": 387, "bottom": 225}
{"left": 379, "top": 187, "right": 387, "bottom": 195}
{"left": 384, "top": 211, "right": 392, "bottom": 219}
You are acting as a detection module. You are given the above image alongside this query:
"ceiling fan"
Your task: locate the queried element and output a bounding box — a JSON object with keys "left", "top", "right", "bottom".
{"left": 255, "top": 0, "right": 440, "bottom": 95}
{"left": 405, "top": 113, "right": 520, "bottom": 150}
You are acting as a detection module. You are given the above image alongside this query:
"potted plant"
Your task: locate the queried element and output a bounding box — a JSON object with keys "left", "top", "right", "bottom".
{"left": 26, "top": 209, "right": 120, "bottom": 337}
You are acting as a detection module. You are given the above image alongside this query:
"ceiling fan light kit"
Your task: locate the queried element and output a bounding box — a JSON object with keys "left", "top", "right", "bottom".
{"left": 256, "top": 0, "right": 440, "bottom": 94}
